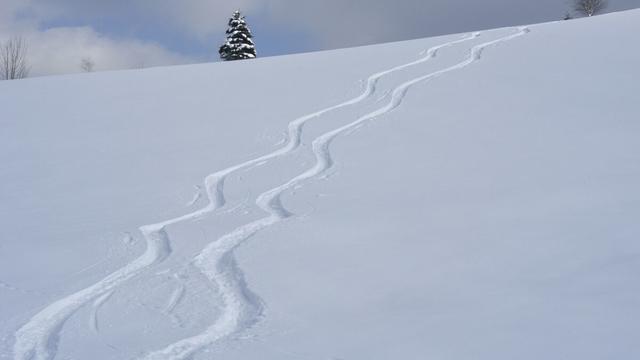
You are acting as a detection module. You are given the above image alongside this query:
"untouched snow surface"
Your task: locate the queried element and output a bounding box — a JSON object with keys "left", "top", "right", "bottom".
{"left": 1, "top": 10, "right": 639, "bottom": 360}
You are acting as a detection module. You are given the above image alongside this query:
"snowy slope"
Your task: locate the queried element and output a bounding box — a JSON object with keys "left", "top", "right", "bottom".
{"left": 1, "top": 10, "right": 639, "bottom": 360}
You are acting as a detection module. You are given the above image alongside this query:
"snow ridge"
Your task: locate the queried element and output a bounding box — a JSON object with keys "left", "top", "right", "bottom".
{"left": 11, "top": 32, "right": 479, "bottom": 360}
{"left": 138, "top": 28, "right": 528, "bottom": 360}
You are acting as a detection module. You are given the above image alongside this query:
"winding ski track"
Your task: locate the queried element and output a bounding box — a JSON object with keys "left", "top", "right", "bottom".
{"left": 12, "top": 32, "right": 479, "bottom": 360}
{"left": 138, "top": 27, "right": 529, "bottom": 360}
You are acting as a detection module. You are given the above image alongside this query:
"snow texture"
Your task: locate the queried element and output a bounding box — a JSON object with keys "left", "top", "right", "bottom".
{"left": 1, "top": 9, "right": 639, "bottom": 360}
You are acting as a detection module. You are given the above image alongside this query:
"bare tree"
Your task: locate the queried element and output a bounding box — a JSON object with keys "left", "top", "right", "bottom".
{"left": 574, "top": 0, "right": 608, "bottom": 16}
{"left": 80, "top": 57, "right": 95, "bottom": 72}
{"left": 0, "top": 37, "right": 30, "bottom": 80}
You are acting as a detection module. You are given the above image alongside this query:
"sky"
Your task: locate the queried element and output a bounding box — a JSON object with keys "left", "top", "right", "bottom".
{"left": 1, "top": 0, "right": 638, "bottom": 76}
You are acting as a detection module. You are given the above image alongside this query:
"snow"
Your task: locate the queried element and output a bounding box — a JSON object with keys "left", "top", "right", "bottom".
{"left": 1, "top": 9, "right": 640, "bottom": 360}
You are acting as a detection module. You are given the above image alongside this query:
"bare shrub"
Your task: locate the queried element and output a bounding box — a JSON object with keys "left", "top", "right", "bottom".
{"left": 574, "top": 0, "right": 608, "bottom": 17}
{"left": 0, "top": 37, "right": 30, "bottom": 80}
{"left": 80, "top": 57, "right": 95, "bottom": 72}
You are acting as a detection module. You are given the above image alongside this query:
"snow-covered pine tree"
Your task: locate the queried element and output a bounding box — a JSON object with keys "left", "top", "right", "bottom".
{"left": 219, "top": 11, "right": 257, "bottom": 61}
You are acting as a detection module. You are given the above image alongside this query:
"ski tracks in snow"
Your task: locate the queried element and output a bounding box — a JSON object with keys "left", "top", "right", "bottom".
{"left": 90, "top": 291, "right": 115, "bottom": 334}
{"left": 12, "top": 228, "right": 172, "bottom": 360}
{"left": 138, "top": 27, "right": 529, "bottom": 360}
{"left": 11, "top": 31, "right": 483, "bottom": 360}
{"left": 163, "top": 274, "right": 187, "bottom": 327}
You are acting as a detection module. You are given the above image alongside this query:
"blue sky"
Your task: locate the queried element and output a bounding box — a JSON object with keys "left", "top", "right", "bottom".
{"left": 1, "top": 0, "right": 638, "bottom": 76}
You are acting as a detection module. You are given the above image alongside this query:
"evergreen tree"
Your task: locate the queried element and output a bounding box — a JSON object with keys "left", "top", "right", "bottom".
{"left": 219, "top": 11, "right": 257, "bottom": 61}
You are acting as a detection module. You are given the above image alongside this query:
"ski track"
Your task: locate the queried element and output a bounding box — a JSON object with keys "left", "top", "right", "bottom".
{"left": 185, "top": 186, "right": 203, "bottom": 207}
{"left": 90, "top": 291, "right": 115, "bottom": 334}
{"left": 164, "top": 274, "right": 187, "bottom": 327}
{"left": 164, "top": 275, "right": 186, "bottom": 316}
{"left": 138, "top": 28, "right": 529, "bottom": 360}
{"left": 12, "top": 228, "right": 172, "bottom": 360}
{"left": 11, "top": 32, "right": 479, "bottom": 360}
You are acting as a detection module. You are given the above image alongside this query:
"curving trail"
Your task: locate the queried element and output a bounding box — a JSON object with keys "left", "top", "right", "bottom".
{"left": 139, "top": 27, "right": 529, "bottom": 360}
{"left": 90, "top": 291, "right": 115, "bottom": 334}
{"left": 13, "top": 228, "right": 172, "bottom": 360}
{"left": 12, "top": 32, "right": 478, "bottom": 360}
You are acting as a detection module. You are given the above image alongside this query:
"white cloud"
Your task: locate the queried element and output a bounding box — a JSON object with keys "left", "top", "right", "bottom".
{"left": 0, "top": 0, "right": 195, "bottom": 77}
{"left": 25, "top": 27, "right": 193, "bottom": 76}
